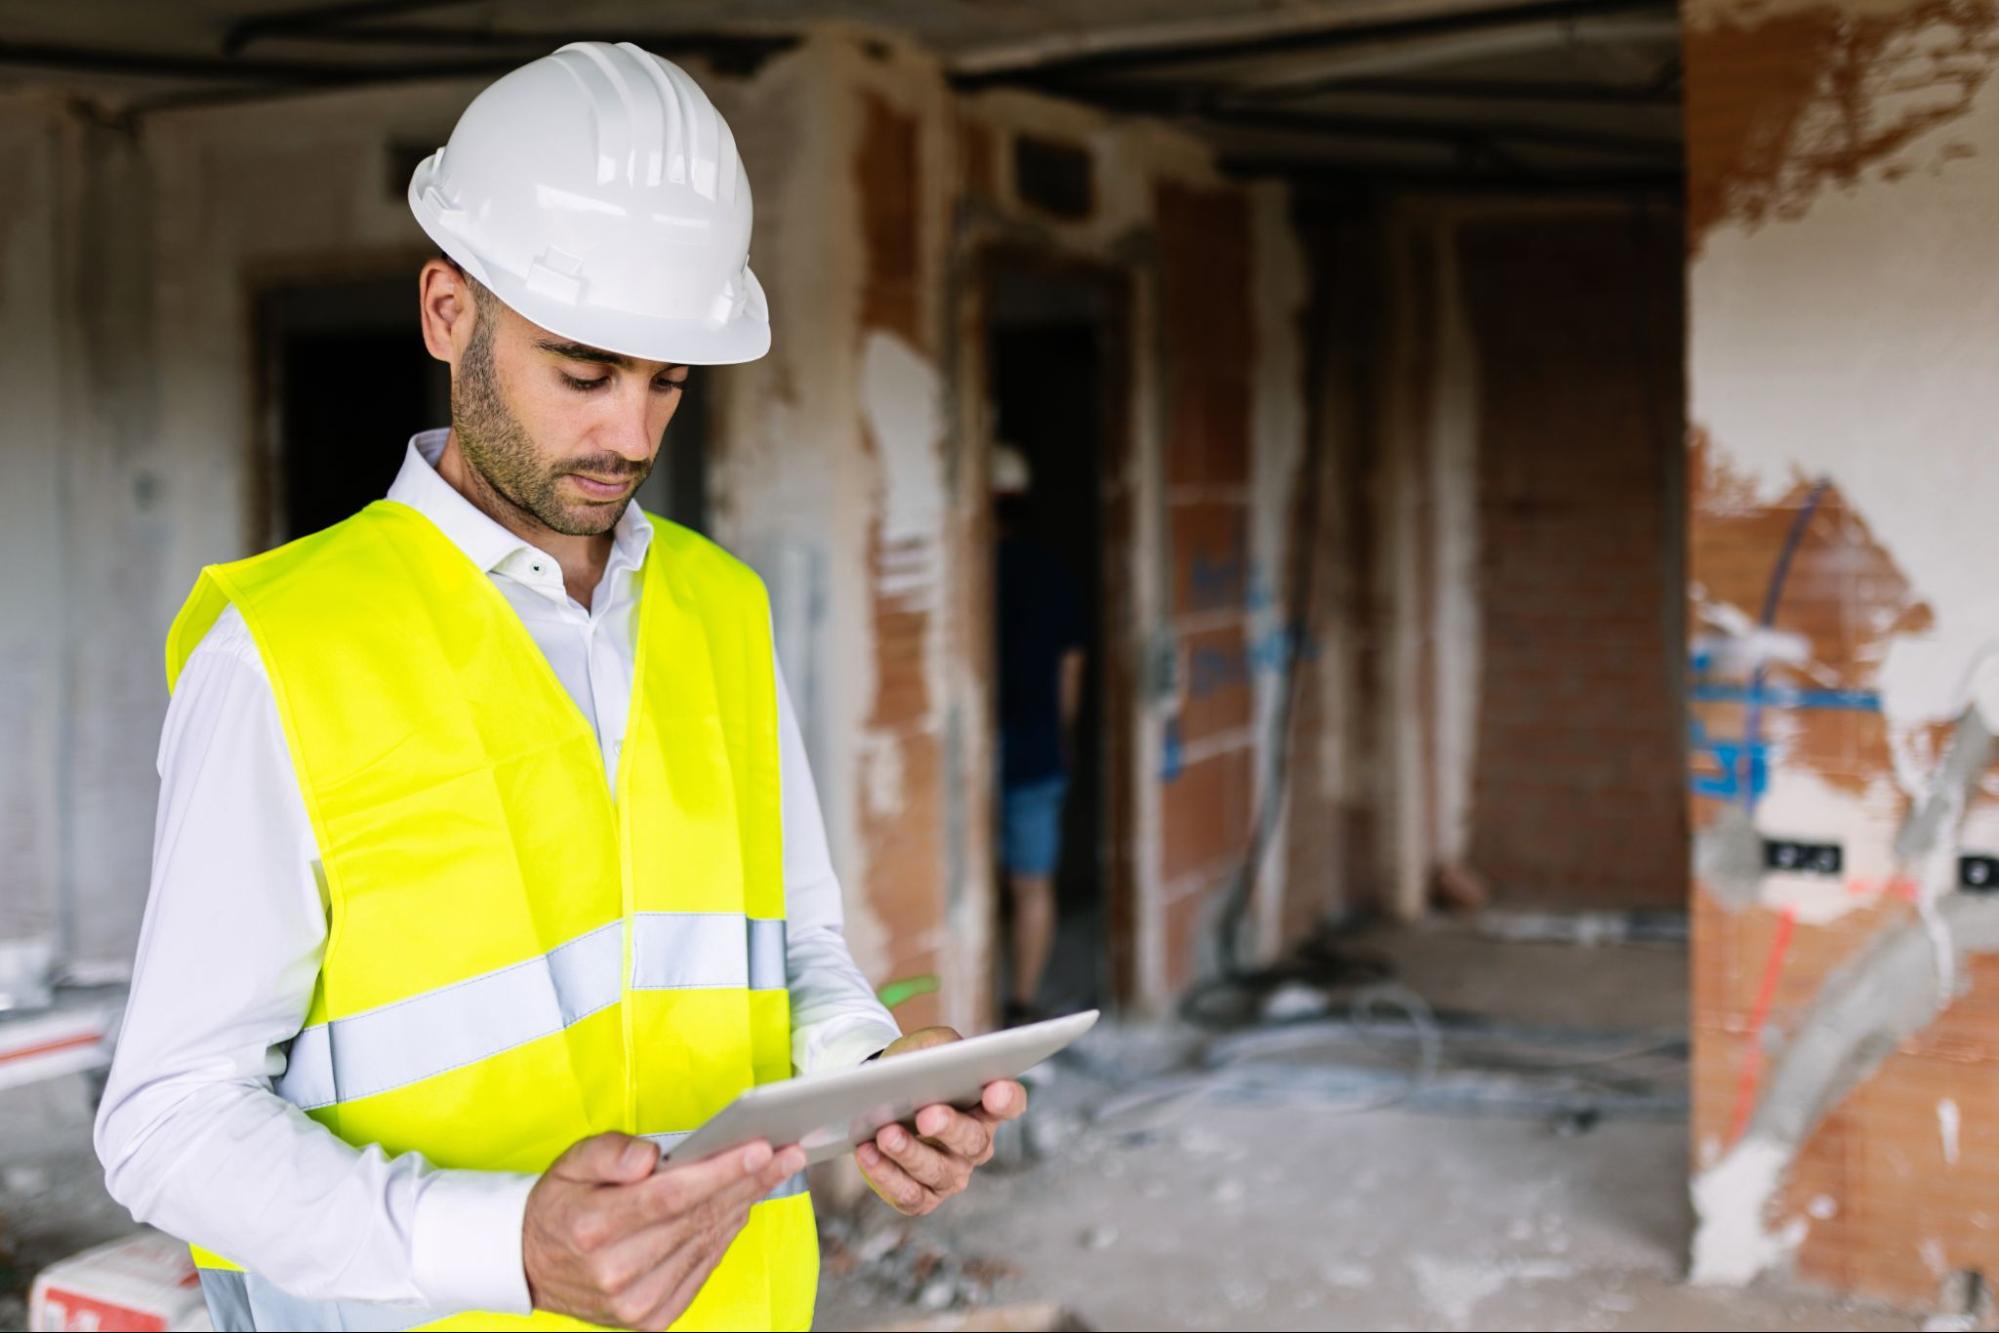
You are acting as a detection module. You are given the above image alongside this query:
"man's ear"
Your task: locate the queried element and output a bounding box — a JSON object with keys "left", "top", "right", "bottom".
{"left": 418, "top": 258, "right": 475, "bottom": 366}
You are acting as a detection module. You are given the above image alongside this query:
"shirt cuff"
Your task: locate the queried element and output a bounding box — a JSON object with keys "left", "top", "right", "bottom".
{"left": 411, "top": 1169, "right": 538, "bottom": 1315}
{"left": 799, "top": 1016, "right": 903, "bottom": 1075}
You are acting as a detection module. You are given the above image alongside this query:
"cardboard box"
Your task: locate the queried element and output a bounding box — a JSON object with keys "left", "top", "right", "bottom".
{"left": 28, "top": 1229, "right": 211, "bottom": 1332}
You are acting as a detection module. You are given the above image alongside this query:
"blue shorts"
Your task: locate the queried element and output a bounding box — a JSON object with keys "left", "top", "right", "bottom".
{"left": 1001, "top": 776, "right": 1068, "bottom": 878}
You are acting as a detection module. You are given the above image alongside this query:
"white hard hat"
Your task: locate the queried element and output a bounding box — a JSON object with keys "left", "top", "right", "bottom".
{"left": 408, "top": 41, "right": 768, "bottom": 365}
{"left": 993, "top": 443, "right": 1032, "bottom": 496}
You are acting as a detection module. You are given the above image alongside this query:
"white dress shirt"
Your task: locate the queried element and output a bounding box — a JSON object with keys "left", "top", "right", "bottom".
{"left": 94, "top": 431, "right": 899, "bottom": 1315}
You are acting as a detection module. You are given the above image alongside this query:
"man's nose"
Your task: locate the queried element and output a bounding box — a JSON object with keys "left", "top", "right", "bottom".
{"left": 603, "top": 397, "right": 656, "bottom": 464}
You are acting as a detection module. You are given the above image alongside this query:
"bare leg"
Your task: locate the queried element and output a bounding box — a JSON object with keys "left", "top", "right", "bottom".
{"left": 1009, "top": 872, "right": 1056, "bottom": 1010}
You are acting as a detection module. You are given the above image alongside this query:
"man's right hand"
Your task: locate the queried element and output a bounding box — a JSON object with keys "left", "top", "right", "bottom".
{"left": 522, "top": 1131, "right": 806, "bottom": 1330}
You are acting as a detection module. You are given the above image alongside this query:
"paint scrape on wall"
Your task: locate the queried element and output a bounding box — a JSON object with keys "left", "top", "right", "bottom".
{"left": 1685, "top": 0, "right": 1999, "bottom": 247}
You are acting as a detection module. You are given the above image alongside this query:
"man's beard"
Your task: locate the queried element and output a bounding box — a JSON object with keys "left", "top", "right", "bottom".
{"left": 451, "top": 318, "right": 652, "bottom": 537}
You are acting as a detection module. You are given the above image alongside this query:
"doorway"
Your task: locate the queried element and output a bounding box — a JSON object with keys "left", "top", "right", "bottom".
{"left": 983, "top": 258, "right": 1130, "bottom": 1017}
{"left": 258, "top": 273, "right": 448, "bottom": 544}
{"left": 257, "top": 270, "right": 710, "bottom": 544}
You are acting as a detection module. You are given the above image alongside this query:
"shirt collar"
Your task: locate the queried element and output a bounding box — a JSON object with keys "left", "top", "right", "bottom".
{"left": 388, "top": 429, "right": 654, "bottom": 579}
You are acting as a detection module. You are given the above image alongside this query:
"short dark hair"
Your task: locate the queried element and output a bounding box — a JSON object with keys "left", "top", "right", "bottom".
{"left": 438, "top": 253, "right": 494, "bottom": 313}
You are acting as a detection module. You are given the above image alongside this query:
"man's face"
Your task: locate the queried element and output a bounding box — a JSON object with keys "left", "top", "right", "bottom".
{"left": 450, "top": 283, "right": 690, "bottom": 537}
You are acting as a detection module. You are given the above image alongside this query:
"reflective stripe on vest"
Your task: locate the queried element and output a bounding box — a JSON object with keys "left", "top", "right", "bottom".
{"left": 168, "top": 503, "right": 816, "bottom": 1332}
{"left": 277, "top": 916, "right": 787, "bottom": 1110}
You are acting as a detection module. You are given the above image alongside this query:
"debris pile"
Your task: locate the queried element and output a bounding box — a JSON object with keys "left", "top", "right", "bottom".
{"left": 819, "top": 1212, "right": 1019, "bottom": 1314}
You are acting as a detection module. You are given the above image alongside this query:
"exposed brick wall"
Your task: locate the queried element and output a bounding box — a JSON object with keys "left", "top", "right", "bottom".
{"left": 1692, "top": 947, "right": 1999, "bottom": 1301}
{"left": 1685, "top": 0, "right": 1999, "bottom": 1308}
{"left": 1684, "top": 438, "right": 1999, "bottom": 1302}
{"left": 1155, "top": 181, "right": 1258, "bottom": 994}
{"left": 1457, "top": 214, "right": 1686, "bottom": 909}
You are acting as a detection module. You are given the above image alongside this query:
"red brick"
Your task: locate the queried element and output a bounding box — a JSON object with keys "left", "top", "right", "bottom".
{"left": 1159, "top": 746, "right": 1253, "bottom": 884}
{"left": 1456, "top": 213, "right": 1685, "bottom": 910}
{"left": 1177, "top": 622, "right": 1253, "bottom": 744}
{"left": 1157, "top": 182, "right": 1251, "bottom": 490}
{"left": 1170, "top": 500, "right": 1249, "bottom": 617}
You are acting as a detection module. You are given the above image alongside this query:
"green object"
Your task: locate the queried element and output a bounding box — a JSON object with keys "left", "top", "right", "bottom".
{"left": 876, "top": 974, "right": 939, "bottom": 1010}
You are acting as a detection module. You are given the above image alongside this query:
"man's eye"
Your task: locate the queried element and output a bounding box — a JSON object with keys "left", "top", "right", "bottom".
{"left": 562, "top": 374, "right": 610, "bottom": 392}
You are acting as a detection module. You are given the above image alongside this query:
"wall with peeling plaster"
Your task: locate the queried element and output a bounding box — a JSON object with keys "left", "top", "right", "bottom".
{"left": 1686, "top": 0, "right": 1999, "bottom": 1304}
{"left": 713, "top": 33, "right": 981, "bottom": 1034}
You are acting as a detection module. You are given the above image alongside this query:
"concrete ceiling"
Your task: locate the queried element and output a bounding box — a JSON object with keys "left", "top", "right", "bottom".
{"left": 0, "top": 0, "right": 1682, "bottom": 187}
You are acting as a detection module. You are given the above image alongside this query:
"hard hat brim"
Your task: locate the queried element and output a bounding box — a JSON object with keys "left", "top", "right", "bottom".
{"left": 411, "top": 165, "right": 771, "bottom": 368}
{"left": 476, "top": 255, "right": 773, "bottom": 367}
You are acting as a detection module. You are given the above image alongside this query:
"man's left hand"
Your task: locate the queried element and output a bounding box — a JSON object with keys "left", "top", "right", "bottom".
{"left": 855, "top": 1027, "right": 1026, "bottom": 1216}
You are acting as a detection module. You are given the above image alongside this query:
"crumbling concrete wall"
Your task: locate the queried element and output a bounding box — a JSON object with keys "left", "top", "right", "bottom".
{"left": 1684, "top": 0, "right": 1999, "bottom": 1304}
{"left": 708, "top": 32, "right": 976, "bottom": 1035}
{"left": 0, "top": 93, "right": 70, "bottom": 952}
{"left": 0, "top": 77, "right": 511, "bottom": 966}
{"left": 0, "top": 92, "right": 169, "bottom": 967}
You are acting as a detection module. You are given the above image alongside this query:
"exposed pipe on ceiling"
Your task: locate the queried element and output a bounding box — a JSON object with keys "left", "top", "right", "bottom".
{"left": 222, "top": 0, "right": 491, "bottom": 56}
{"left": 949, "top": 0, "right": 1676, "bottom": 86}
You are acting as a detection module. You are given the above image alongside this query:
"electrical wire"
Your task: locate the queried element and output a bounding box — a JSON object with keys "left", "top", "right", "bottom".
{"left": 1082, "top": 979, "right": 1687, "bottom": 1133}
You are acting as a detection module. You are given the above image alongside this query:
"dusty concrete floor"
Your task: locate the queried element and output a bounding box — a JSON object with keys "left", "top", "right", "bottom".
{"left": 1365, "top": 918, "right": 1690, "bottom": 1033}
{"left": 816, "top": 921, "right": 1916, "bottom": 1332}
{"left": 0, "top": 923, "right": 1928, "bottom": 1332}
{"left": 813, "top": 1077, "right": 1913, "bottom": 1332}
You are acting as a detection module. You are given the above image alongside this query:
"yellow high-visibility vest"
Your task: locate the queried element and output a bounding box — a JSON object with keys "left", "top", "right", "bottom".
{"left": 164, "top": 500, "right": 815, "bottom": 1331}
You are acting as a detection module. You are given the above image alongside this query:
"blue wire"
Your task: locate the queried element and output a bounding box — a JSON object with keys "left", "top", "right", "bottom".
{"left": 1739, "top": 479, "right": 1831, "bottom": 812}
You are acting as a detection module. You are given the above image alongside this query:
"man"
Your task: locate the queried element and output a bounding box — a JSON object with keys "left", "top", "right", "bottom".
{"left": 992, "top": 445, "right": 1087, "bottom": 1026}
{"left": 94, "top": 43, "right": 1022, "bottom": 1333}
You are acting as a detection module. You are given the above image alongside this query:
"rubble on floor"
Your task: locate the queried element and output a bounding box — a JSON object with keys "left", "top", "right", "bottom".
{"left": 819, "top": 1211, "right": 1019, "bottom": 1314}
{"left": 863, "top": 1304, "right": 1093, "bottom": 1332}
{"left": 815, "top": 925, "right": 1922, "bottom": 1332}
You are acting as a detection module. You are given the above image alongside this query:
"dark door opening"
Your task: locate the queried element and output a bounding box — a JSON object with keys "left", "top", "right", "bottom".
{"left": 634, "top": 365, "right": 710, "bottom": 535}
{"left": 261, "top": 272, "right": 709, "bottom": 544}
{"left": 987, "top": 273, "right": 1113, "bottom": 1019}
{"left": 261, "top": 275, "right": 448, "bottom": 543}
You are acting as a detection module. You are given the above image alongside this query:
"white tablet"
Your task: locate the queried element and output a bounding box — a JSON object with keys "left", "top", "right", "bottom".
{"left": 663, "top": 1009, "right": 1099, "bottom": 1168}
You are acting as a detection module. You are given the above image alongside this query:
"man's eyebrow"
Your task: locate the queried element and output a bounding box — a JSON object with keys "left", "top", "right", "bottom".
{"left": 535, "top": 340, "right": 688, "bottom": 376}
{"left": 536, "top": 339, "right": 629, "bottom": 368}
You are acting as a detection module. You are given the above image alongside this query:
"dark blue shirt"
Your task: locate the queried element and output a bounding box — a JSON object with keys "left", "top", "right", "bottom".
{"left": 997, "top": 536, "right": 1086, "bottom": 788}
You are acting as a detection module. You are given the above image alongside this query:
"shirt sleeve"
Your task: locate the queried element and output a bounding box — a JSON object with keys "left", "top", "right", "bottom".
{"left": 774, "top": 654, "right": 902, "bottom": 1073}
{"left": 93, "top": 607, "right": 535, "bottom": 1314}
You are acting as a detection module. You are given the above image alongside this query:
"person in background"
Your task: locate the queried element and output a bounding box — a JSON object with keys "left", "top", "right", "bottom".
{"left": 993, "top": 444, "right": 1087, "bottom": 1027}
